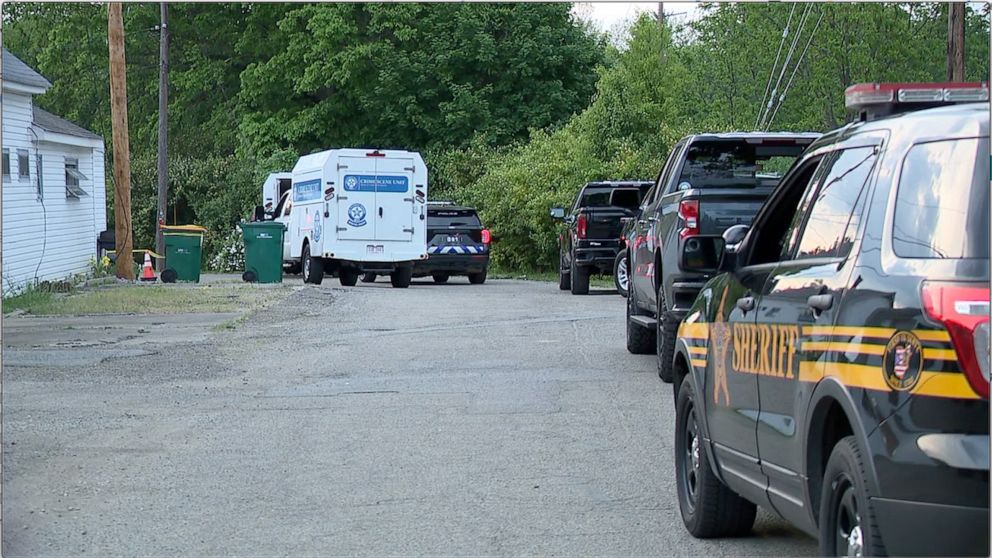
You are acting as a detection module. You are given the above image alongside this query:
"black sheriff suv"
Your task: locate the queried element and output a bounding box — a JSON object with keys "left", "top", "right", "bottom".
{"left": 669, "top": 82, "right": 990, "bottom": 557}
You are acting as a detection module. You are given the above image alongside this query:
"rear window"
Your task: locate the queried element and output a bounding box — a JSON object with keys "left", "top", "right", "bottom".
{"left": 892, "top": 137, "right": 989, "bottom": 259}
{"left": 577, "top": 186, "right": 616, "bottom": 208}
{"left": 677, "top": 140, "right": 807, "bottom": 189}
{"left": 429, "top": 210, "right": 481, "bottom": 228}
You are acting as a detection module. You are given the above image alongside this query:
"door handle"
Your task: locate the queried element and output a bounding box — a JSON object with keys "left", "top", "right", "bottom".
{"left": 736, "top": 296, "right": 755, "bottom": 313}
{"left": 379, "top": 207, "right": 383, "bottom": 218}
{"left": 807, "top": 293, "right": 833, "bottom": 312}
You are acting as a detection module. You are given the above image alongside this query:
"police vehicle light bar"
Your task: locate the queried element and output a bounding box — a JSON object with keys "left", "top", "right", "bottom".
{"left": 845, "top": 82, "right": 989, "bottom": 120}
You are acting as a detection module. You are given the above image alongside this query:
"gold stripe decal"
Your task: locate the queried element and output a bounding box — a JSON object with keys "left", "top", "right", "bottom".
{"left": 802, "top": 325, "right": 951, "bottom": 343}
{"left": 679, "top": 322, "right": 709, "bottom": 340}
{"left": 687, "top": 346, "right": 707, "bottom": 356}
{"left": 691, "top": 358, "right": 707, "bottom": 370}
{"left": 799, "top": 362, "right": 979, "bottom": 400}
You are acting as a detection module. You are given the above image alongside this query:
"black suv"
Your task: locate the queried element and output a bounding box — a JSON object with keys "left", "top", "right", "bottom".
{"left": 669, "top": 85, "right": 989, "bottom": 556}
{"left": 407, "top": 203, "right": 491, "bottom": 284}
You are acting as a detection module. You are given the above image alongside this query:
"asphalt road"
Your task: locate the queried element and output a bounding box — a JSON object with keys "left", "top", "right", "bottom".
{"left": 3, "top": 277, "right": 816, "bottom": 556}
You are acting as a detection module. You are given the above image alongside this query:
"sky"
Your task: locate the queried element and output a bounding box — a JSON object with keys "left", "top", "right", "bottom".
{"left": 574, "top": 2, "right": 701, "bottom": 36}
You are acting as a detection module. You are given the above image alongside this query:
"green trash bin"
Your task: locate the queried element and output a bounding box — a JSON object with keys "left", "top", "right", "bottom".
{"left": 161, "top": 225, "right": 206, "bottom": 283}
{"left": 241, "top": 221, "right": 286, "bottom": 283}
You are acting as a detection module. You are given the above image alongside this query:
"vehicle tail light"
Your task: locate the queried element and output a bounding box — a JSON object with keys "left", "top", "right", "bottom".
{"left": 481, "top": 229, "right": 491, "bottom": 244}
{"left": 366, "top": 151, "right": 385, "bottom": 157}
{"left": 678, "top": 200, "right": 699, "bottom": 240}
{"left": 922, "top": 281, "right": 991, "bottom": 399}
{"left": 576, "top": 214, "right": 587, "bottom": 239}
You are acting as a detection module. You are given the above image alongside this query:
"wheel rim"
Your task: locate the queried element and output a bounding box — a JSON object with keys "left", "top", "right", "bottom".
{"left": 834, "top": 477, "right": 863, "bottom": 558}
{"left": 303, "top": 253, "right": 310, "bottom": 280}
{"left": 617, "top": 257, "right": 629, "bottom": 291}
{"left": 680, "top": 403, "right": 700, "bottom": 512}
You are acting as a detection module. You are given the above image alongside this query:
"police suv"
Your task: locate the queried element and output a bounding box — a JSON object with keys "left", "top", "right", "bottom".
{"left": 669, "top": 83, "right": 989, "bottom": 556}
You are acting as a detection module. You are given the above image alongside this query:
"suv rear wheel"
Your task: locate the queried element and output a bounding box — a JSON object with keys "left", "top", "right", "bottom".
{"left": 432, "top": 272, "right": 450, "bottom": 284}
{"left": 614, "top": 251, "right": 629, "bottom": 297}
{"left": 819, "top": 436, "right": 886, "bottom": 557}
{"left": 468, "top": 269, "right": 487, "bottom": 285}
{"left": 360, "top": 273, "right": 377, "bottom": 283}
{"left": 675, "top": 375, "right": 756, "bottom": 538}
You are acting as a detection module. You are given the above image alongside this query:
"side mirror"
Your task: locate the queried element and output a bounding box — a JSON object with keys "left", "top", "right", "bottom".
{"left": 722, "top": 224, "right": 749, "bottom": 249}
{"left": 549, "top": 207, "right": 566, "bottom": 220}
{"left": 681, "top": 235, "right": 726, "bottom": 274}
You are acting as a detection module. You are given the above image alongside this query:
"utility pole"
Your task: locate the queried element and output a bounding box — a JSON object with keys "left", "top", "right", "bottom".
{"left": 657, "top": 2, "right": 664, "bottom": 26}
{"left": 947, "top": 2, "right": 965, "bottom": 81}
{"left": 108, "top": 2, "right": 134, "bottom": 280}
{"left": 156, "top": 2, "right": 169, "bottom": 259}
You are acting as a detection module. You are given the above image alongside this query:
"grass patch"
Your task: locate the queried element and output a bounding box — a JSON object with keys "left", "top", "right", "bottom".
{"left": 3, "top": 283, "right": 291, "bottom": 316}
{"left": 489, "top": 269, "right": 614, "bottom": 288}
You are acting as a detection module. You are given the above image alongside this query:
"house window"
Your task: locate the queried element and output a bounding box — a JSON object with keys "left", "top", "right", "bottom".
{"left": 2, "top": 149, "right": 9, "bottom": 181}
{"left": 17, "top": 149, "right": 29, "bottom": 180}
{"left": 65, "top": 158, "right": 89, "bottom": 199}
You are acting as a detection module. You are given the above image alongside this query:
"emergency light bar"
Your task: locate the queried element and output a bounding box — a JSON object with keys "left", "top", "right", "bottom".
{"left": 845, "top": 82, "right": 989, "bottom": 121}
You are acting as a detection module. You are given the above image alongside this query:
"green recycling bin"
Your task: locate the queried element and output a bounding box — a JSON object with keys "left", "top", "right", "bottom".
{"left": 161, "top": 225, "right": 206, "bottom": 283}
{"left": 240, "top": 221, "right": 286, "bottom": 283}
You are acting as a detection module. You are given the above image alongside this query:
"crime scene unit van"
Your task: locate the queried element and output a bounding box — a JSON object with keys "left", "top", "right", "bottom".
{"left": 288, "top": 148, "right": 428, "bottom": 288}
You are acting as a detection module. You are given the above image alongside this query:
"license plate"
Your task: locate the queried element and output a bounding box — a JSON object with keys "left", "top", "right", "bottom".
{"left": 366, "top": 245, "right": 383, "bottom": 254}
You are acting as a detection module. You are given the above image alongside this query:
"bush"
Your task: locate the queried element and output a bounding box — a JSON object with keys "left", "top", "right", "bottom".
{"left": 207, "top": 226, "right": 245, "bottom": 272}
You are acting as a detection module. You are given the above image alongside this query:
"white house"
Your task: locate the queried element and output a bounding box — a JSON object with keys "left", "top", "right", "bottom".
{"left": 2, "top": 49, "right": 107, "bottom": 295}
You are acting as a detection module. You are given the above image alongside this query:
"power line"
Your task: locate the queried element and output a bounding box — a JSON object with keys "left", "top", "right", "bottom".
{"left": 755, "top": 4, "right": 796, "bottom": 130}
{"left": 766, "top": 8, "right": 824, "bottom": 130}
{"left": 760, "top": 4, "right": 811, "bottom": 130}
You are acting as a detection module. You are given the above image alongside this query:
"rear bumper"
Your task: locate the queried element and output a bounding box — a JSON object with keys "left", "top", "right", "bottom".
{"left": 874, "top": 497, "right": 989, "bottom": 556}
{"left": 414, "top": 253, "right": 489, "bottom": 275}
{"left": 573, "top": 246, "right": 620, "bottom": 272}
{"left": 667, "top": 275, "right": 710, "bottom": 313}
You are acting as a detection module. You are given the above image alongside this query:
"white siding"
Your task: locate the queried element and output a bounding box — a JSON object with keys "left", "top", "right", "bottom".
{"left": 1, "top": 91, "right": 107, "bottom": 295}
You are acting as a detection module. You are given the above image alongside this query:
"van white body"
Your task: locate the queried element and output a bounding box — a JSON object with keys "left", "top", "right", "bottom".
{"left": 285, "top": 148, "right": 428, "bottom": 275}
{"left": 262, "top": 172, "right": 292, "bottom": 213}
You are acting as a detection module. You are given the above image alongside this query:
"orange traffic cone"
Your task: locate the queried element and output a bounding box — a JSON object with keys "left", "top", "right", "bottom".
{"left": 140, "top": 252, "right": 157, "bottom": 282}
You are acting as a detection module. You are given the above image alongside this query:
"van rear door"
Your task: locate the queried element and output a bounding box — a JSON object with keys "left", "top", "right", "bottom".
{"left": 337, "top": 156, "right": 377, "bottom": 241}
{"left": 373, "top": 156, "right": 416, "bottom": 242}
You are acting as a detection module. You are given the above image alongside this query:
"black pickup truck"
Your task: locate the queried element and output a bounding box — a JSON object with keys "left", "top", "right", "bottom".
{"left": 624, "top": 132, "right": 819, "bottom": 380}
{"left": 551, "top": 181, "right": 653, "bottom": 294}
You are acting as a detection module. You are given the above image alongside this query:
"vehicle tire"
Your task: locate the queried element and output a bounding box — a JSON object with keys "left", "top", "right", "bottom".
{"left": 242, "top": 270, "right": 257, "bottom": 283}
{"left": 432, "top": 272, "right": 450, "bottom": 284}
{"left": 468, "top": 269, "right": 487, "bottom": 285}
{"left": 302, "top": 244, "right": 324, "bottom": 285}
{"left": 160, "top": 268, "right": 178, "bottom": 284}
{"left": 558, "top": 252, "right": 571, "bottom": 291}
{"left": 614, "top": 251, "right": 629, "bottom": 297}
{"left": 656, "top": 287, "right": 679, "bottom": 383}
{"left": 570, "top": 258, "right": 589, "bottom": 295}
{"left": 675, "top": 375, "right": 757, "bottom": 538}
{"left": 339, "top": 268, "right": 359, "bottom": 287}
{"left": 360, "top": 273, "right": 377, "bottom": 283}
{"left": 818, "top": 436, "right": 887, "bottom": 557}
{"left": 390, "top": 266, "right": 412, "bottom": 288}
{"left": 626, "top": 290, "right": 656, "bottom": 354}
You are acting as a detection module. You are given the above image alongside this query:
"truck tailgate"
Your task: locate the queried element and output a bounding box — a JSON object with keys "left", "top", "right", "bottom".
{"left": 694, "top": 187, "right": 775, "bottom": 235}
{"left": 583, "top": 207, "right": 636, "bottom": 240}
